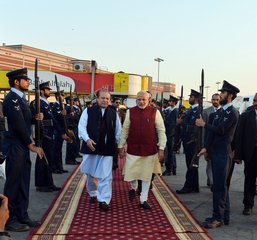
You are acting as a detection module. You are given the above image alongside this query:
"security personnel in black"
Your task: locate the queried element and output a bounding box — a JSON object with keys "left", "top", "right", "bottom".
{"left": 196, "top": 80, "right": 239, "bottom": 228}
{"left": 3, "top": 68, "right": 44, "bottom": 232}
{"left": 162, "top": 98, "right": 169, "bottom": 119}
{"left": 52, "top": 91, "right": 71, "bottom": 173}
{"left": 65, "top": 96, "right": 79, "bottom": 165}
{"left": 0, "top": 100, "right": 6, "bottom": 164}
{"left": 234, "top": 93, "right": 257, "bottom": 216}
{"left": 176, "top": 89, "right": 201, "bottom": 194}
{"left": 30, "top": 81, "right": 62, "bottom": 192}
{"left": 162, "top": 95, "right": 179, "bottom": 175}
{"left": 73, "top": 97, "right": 82, "bottom": 158}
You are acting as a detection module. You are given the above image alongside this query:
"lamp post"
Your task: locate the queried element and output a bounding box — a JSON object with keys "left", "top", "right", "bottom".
{"left": 205, "top": 86, "right": 210, "bottom": 101}
{"left": 154, "top": 58, "right": 164, "bottom": 100}
{"left": 154, "top": 58, "right": 164, "bottom": 83}
{"left": 216, "top": 81, "right": 221, "bottom": 91}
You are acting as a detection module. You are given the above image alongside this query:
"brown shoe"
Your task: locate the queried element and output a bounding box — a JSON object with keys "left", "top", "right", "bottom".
{"left": 202, "top": 218, "right": 223, "bottom": 229}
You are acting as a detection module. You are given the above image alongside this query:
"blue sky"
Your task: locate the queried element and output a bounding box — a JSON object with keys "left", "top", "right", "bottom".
{"left": 2, "top": 0, "right": 257, "bottom": 98}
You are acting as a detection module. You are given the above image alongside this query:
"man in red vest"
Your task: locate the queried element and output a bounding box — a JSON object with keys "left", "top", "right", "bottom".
{"left": 118, "top": 91, "right": 166, "bottom": 209}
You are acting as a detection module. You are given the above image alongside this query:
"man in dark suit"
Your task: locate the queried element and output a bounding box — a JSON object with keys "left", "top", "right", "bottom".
{"left": 234, "top": 93, "right": 257, "bottom": 215}
{"left": 196, "top": 80, "right": 240, "bottom": 229}
{"left": 176, "top": 89, "right": 201, "bottom": 194}
{"left": 3, "top": 68, "right": 44, "bottom": 232}
{"left": 202, "top": 93, "right": 221, "bottom": 188}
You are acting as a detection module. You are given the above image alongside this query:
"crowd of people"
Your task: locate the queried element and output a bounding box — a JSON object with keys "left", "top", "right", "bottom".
{"left": 0, "top": 67, "right": 256, "bottom": 239}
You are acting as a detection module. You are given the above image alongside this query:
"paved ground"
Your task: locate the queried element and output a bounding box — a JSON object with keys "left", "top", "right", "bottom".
{"left": 1, "top": 147, "right": 257, "bottom": 240}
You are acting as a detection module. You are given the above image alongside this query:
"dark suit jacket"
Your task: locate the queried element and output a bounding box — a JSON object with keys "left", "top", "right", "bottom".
{"left": 203, "top": 106, "right": 215, "bottom": 142}
{"left": 203, "top": 106, "right": 215, "bottom": 123}
{"left": 234, "top": 108, "right": 256, "bottom": 163}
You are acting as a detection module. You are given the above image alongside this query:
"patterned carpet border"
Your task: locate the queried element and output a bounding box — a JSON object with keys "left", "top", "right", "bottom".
{"left": 29, "top": 166, "right": 84, "bottom": 239}
{"left": 152, "top": 175, "right": 212, "bottom": 239}
{"left": 29, "top": 165, "right": 213, "bottom": 240}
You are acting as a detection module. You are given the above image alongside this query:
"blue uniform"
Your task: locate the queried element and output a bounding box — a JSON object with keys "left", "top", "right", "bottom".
{"left": 205, "top": 104, "right": 239, "bottom": 222}
{"left": 3, "top": 88, "right": 33, "bottom": 224}
{"left": 31, "top": 98, "right": 61, "bottom": 187}
{"left": 52, "top": 102, "right": 66, "bottom": 172}
{"left": 73, "top": 105, "right": 82, "bottom": 157}
{"left": 65, "top": 104, "right": 81, "bottom": 164}
{"left": 181, "top": 105, "right": 199, "bottom": 191}
{"left": 163, "top": 107, "right": 178, "bottom": 174}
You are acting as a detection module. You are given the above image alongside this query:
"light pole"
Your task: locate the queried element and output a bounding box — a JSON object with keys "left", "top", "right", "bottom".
{"left": 205, "top": 86, "right": 210, "bottom": 101}
{"left": 216, "top": 81, "right": 221, "bottom": 91}
{"left": 154, "top": 57, "right": 164, "bottom": 83}
{"left": 154, "top": 58, "right": 164, "bottom": 100}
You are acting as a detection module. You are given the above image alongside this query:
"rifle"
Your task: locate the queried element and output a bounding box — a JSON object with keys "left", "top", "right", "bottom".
{"left": 69, "top": 86, "right": 73, "bottom": 114}
{"left": 54, "top": 75, "right": 73, "bottom": 141}
{"left": 76, "top": 91, "right": 83, "bottom": 112}
{"left": 34, "top": 59, "right": 48, "bottom": 165}
{"left": 82, "top": 95, "right": 86, "bottom": 108}
{"left": 67, "top": 85, "right": 75, "bottom": 128}
{"left": 159, "top": 91, "right": 164, "bottom": 110}
{"left": 190, "top": 69, "right": 204, "bottom": 168}
{"left": 178, "top": 85, "right": 184, "bottom": 117}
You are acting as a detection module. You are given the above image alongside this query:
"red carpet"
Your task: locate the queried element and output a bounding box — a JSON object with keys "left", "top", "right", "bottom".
{"left": 29, "top": 159, "right": 212, "bottom": 240}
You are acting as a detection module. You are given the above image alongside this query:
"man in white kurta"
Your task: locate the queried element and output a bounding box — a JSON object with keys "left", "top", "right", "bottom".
{"left": 78, "top": 91, "right": 121, "bottom": 211}
{"left": 118, "top": 91, "right": 166, "bottom": 209}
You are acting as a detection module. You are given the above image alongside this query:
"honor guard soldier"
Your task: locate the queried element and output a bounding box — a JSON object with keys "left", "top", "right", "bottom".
{"left": 162, "top": 95, "right": 179, "bottom": 176}
{"left": 30, "top": 81, "right": 62, "bottom": 192}
{"left": 0, "top": 100, "right": 6, "bottom": 163}
{"left": 65, "top": 96, "right": 79, "bottom": 165}
{"left": 163, "top": 98, "right": 169, "bottom": 109}
{"left": 176, "top": 89, "right": 201, "bottom": 194}
{"left": 51, "top": 91, "right": 71, "bottom": 174}
{"left": 196, "top": 80, "right": 240, "bottom": 228}
{"left": 73, "top": 97, "right": 82, "bottom": 158}
{"left": 3, "top": 68, "right": 44, "bottom": 232}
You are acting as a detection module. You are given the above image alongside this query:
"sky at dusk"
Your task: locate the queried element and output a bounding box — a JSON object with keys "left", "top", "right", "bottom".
{"left": 2, "top": 0, "right": 257, "bottom": 99}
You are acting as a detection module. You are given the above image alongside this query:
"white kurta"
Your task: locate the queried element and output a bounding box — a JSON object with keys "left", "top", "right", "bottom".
{"left": 78, "top": 107, "right": 121, "bottom": 178}
{"left": 118, "top": 108, "right": 167, "bottom": 182}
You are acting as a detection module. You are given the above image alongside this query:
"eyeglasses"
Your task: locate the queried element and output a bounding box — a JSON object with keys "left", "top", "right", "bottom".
{"left": 115, "top": 102, "right": 121, "bottom": 104}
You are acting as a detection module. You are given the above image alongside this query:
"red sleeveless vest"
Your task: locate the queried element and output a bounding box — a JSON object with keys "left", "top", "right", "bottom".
{"left": 127, "top": 106, "right": 158, "bottom": 156}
